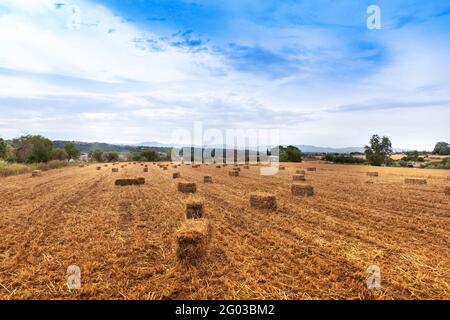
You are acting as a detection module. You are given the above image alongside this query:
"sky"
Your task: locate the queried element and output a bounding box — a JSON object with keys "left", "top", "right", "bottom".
{"left": 0, "top": 0, "right": 449, "bottom": 150}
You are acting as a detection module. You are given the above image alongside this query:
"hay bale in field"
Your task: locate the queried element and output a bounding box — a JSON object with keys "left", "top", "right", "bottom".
{"left": 249, "top": 192, "right": 277, "bottom": 211}
{"left": 216, "top": 165, "right": 221, "bottom": 168}
{"left": 307, "top": 167, "right": 316, "bottom": 172}
{"left": 31, "top": 170, "right": 42, "bottom": 177}
{"left": 445, "top": 187, "right": 450, "bottom": 196}
{"left": 175, "top": 219, "right": 210, "bottom": 266}
{"left": 244, "top": 165, "right": 250, "bottom": 169}
{"left": 96, "top": 166, "right": 101, "bottom": 170}
{"left": 367, "top": 172, "right": 379, "bottom": 177}
{"left": 104, "top": 164, "right": 108, "bottom": 167}
{"left": 203, "top": 175, "right": 213, "bottom": 183}
{"left": 112, "top": 168, "right": 119, "bottom": 173}
{"left": 296, "top": 170, "right": 305, "bottom": 175}
{"left": 115, "top": 179, "right": 137, "bottom": 186}
{"left": 405, "top": 178, "right": 427, "bottom": 185}
{"left": 178, "top": 181, "right": 197, "bottom": 193}
{"left": 121, "top": 165, "right": 125, "bottom": 169}
{"left": 78, "top": 164, "right": 85, "bottom": 168}
{"left": 143, "top": 167, "right": 148, "bottom": 172}
{"left": 163, "top": 166, "right": 168, "bottom": 171}
{"left": 173, "top": 172, "right": 181, "bottom": 179}
{"left": 293, "top": 174, "right": 306, "bottom": 181}
{"left": 279, "top": 166, "right": 285, "bottom": 170}
{"left": 232, "top": 167, "right": 240, "bottom": 172}
{"left": 115, "top": 178, "right": 145, "bottom": 186}
{"left": 291, "top": 184, "right": 314, "bottom": 196}
{"left": 186, "top": 199, "right": 204, "bottom": 219}
{"left": 228, "top": 170, "right": 239, "bottom": 177}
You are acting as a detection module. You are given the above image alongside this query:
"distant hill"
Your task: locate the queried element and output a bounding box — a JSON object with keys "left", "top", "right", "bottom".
{"left": 52, "top": 141, "right": 171, "bottom": 154}
{"left": 138, "top": 141, "right": 174, "bottom": 148}
{"left": 295, "top": 145, "right": 364, "bottom": 153}
{"left": 52, "top": 140, "right": 407, "bottom": 154}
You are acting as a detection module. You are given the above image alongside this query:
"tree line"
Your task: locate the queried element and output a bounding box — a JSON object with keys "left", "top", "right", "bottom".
{"left": 1, "top": 134, "right": 448, "bottom": 166}
{"left": 0, "top": 135, "right": 80, "bottom": 163}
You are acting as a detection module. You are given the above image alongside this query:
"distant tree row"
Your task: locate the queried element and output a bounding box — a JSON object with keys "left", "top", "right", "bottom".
{"left": 0, "top": 135, "right": 81, "bottom": 163}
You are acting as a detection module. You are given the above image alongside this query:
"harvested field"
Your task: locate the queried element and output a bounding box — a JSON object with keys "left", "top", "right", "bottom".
{"left": 0, "top": 162, "right": 448, "bottom": 299}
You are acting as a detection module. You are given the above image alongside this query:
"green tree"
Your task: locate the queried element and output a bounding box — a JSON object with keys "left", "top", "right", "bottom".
{"left": 90, "top": 149, "right": 104, "bottom": 162}
{"left": 141, "top": 149, "right": 160, "bottom": 161}
{"left": 279, "top": 145, "right": 303, "bottom": 162}
{"left": 52, "top": 148, "right": 68, "bottom": 161}
{"left": 131, "top": 153, "right": 142, "bottom": 161}
{"left": 12, "top": 135, "right": 53, "bottom": 163}
{"left": 0, "top": 138, "right": 7, "bottom": 159}
{"left": 432, "top": 142, "right": 450, "bottom": 155}
{"left": 105, "top": 152, "right": 119, "bottom": 162}
{"left": 402, "top": 150, "right": 424, "bottom": 162}
{"left": 64, "top": 143, "right": 81, "bottom": 160}
{"left": 364, "top": 134, "right": 393, "bottom": 166}
{"left": 4, "top": 144, "right": 16, "bottom": 162}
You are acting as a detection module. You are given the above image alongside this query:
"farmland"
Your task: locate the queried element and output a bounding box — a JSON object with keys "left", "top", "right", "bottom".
{"left": 0, "top": 162, "right": 449, "bottom": 300}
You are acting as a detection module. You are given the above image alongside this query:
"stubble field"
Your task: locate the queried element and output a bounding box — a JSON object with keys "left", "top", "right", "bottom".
{"left": 0, "top": 162, "right": 449, "bottom": 300}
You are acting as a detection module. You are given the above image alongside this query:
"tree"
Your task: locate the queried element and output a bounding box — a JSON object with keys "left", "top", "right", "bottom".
{"left": 4, "top": 144, "right": 16, "bottom": 162}
{"left": 432, "top": 142, "right": 450, "bottom": 155}
{"left": 52, "top": 148, "right": 68, "bottom": 161}
{"left": 131, "top": 153, "right": 142, "bottom": 161}
{"left": 279, "top": 145, "right": 303, "bottom": 162}
{"left": 12, "top": 135, "right": 53, "bottom": 163}
{"left": 364, "top": 134, "right": 393, "bottom": 166}
{"left": 141, "top": 149, "right": 160, "bottom": 161}
{"left": 0, "top": 138, "right": 6, "bottom": 159}
{"left": 105, "top": 152, "right": 119, "bottom": 162}
{"left": 90, "top": 149, "right": 104, "bottom": 162}
{"left": 64, "top": 143, "right": 81, "bottom": 160}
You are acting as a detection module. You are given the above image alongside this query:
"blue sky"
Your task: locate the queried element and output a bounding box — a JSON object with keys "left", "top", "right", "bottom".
{"left": 0, "top": 0, "right": 449, "bottom": 149}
